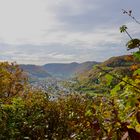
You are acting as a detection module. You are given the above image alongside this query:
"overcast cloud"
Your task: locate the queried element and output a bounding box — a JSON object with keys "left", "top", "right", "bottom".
{"left": 0, "top": 0, "right": 140, "bottom": 64}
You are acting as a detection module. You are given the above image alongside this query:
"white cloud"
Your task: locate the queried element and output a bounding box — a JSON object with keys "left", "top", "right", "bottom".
{"left": 0, "top": 0, "right": 58, "bottom": 44}
{"left": 0, "top": 0, "right": 139, "bottom": 64}
{"left": 0, "top": 0, "right": 100, "bottom": 45}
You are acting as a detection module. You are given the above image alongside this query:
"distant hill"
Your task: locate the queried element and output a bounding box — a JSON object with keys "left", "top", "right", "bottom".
{"left": 101, "top": 55, "right": 134, "bottom": 67}
{"left": 43, "top": 61, "right": 99, "bottom": 78}
{"left": 20, "top": 61, "right": 99, "bottom": 79}
{"left": 20, "top": 64, "right": 51, "bottom": 79}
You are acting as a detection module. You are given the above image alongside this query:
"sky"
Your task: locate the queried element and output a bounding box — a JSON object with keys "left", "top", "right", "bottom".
{"left": 0, "top": 0, "right": 140, "bottom": 65}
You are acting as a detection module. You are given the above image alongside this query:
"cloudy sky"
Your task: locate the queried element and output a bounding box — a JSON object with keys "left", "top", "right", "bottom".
{"left": 0, "top": 0, "right": 140, "bottom": 65}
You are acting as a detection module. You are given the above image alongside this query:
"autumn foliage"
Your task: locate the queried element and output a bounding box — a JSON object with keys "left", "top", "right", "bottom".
{"left": 0, "top": 61, "right": 140, "bottom": 139}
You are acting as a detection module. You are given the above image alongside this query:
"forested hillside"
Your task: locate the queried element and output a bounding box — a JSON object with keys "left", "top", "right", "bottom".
{"left": 74, "top": 55, "right": 137, "bottom": 93}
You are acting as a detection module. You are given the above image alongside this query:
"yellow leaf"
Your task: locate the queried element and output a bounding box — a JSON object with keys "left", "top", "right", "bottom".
{"left": 135, "top": 125, "right": 140, "bottom": 133}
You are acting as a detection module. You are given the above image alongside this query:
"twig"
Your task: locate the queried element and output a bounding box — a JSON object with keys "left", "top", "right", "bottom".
{"left": 122, "top": 9, "right": 140, "bottom": 25}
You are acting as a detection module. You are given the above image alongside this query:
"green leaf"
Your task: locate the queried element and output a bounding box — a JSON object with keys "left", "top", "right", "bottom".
{"left": 126, "top": 39, "right": 140, "bottom": 50}
{"left": 105, "top": 74, "right": 113, "bottom": 86}
{"left": 111, "top": 84, "right": 121, "bottom": 95}
{"left": 133, "top": 51, "right": 140, "bottom": 61}
{"left": 85, "top": 110, "right": 92, "bottom": 116}
{"left": 134, "top": 69, "right": 140, "bottom": 75}
{"left": 120, "top": 25, "right": 127, "bottom": 33}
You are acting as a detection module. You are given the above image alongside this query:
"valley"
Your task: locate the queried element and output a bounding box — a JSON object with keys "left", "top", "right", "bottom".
{"left": 20, "top": 55, "right": 136, "bottom": 97}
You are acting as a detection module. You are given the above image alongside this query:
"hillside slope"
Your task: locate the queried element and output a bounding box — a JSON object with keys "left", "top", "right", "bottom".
{"left": 20, "top": 65, "right": 51, "bottom": 78}
{"left": 75, "top": 55, "right": 136, "bottom": 93}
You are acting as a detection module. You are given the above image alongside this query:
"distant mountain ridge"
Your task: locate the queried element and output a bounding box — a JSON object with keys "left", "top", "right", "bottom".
{"left": 43, "top": 61, "right": 99, "bottom": 78}
{"left": 20, "top": 61, "right": 99, "bottom": 79}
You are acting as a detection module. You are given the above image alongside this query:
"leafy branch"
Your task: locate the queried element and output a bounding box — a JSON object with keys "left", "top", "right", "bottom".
{"left": 96, "top": 66, "right": 140, "bottom": 93}
{"left": 120, "top": 10, "right": 140, "bottom": 51}
{"left": 120, "top": 25, "right": 140, "bottom": 51}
